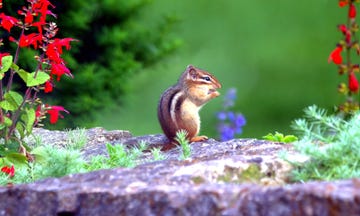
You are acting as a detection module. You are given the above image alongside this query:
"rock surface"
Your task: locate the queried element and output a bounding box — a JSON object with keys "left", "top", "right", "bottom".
{"left": 0, "top": 128, "right": 359, "bottom": 216}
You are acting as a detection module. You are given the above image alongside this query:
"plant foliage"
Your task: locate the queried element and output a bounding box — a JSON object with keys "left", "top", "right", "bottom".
{"left": 0, "top": 0, "right": 75, "bottom": 170}
{"left": 288, "top": 105, "right": 360, "bottom": 181}
{"left": 175, "top": 130, "right": 191, "bottom": 160}
{"left": 262, "top": 131, "right": 298, "bottom": 143}
{"left": 0, "top": 128, "right": 161, "bottom": 184}
{"left": 1, "top": 0, "right": 180, "bottom": 129}
{"left": 50, "top": 0, "right": 180, "bottom": 128}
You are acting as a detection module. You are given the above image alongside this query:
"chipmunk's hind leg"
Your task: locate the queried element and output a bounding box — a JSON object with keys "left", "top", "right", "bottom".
{"left": 190, "top": 135, "right": 208, "bottom": 142}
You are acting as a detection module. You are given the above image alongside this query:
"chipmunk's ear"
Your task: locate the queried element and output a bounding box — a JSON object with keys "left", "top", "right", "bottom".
{"left": 186, "top": 65, "right": 198, "bottom": 80}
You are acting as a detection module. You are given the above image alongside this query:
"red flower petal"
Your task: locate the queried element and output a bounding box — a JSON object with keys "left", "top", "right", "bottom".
{"left": 1, "top": 166, "right": 9, "bottom": 173}
{"left": 349, "top": 73, "right": 359, "bottom": 93}
{"left": 47, "top": 106, "right": 69, "bottom": 124}
{"left": 50, "top": 62, "right": 73, "bottom": 81}
{"left": 346, "top": 32, "right": 352, "bottom": 43}
{"left": 47, "top": 109, "right": 59, "bottom": 124}
{"left": 328, "top": 46, "right": 343, "bottom": 65}
{"left": 44, "top": 81, "right": 53, "bottom": 93}
{"left": 9, "top": 165, "right": 15, "bottom": 177}
{"left": 18, "top": 33, "right": 42, "bottom": 49}
{"left": 0, "top": 13, "right": 19, "bottom": 32}
{"left": 349, "top": 4, "right": 357, "bottom": 18}
{"left": 338, "top": 24, "right": 347, "bottom": 34}
{"left": 25, "top": 11, "right": 34, "bottom": 24}
{"left": 32, "top": 0, "right": 56, "bottom": 22}
{"left": 1, "top": 165, "right": 15, "bottom": 177}
{"left": 339, "top": 1, "right": 348, "bottom": 7}
{"left": 35, "top": 105, "right": 42, "bottom": 118}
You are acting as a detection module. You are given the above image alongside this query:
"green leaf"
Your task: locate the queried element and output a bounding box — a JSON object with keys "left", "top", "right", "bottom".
{"left": 0, "top": 117, "right": 12, "bottom": 130}
{"left": 25, "top": 108, "right": 35, "bottom": 134}
{"left": 5, "top": 152, "right": 27, "bottom": 164}
{"left": 262, "top": 133, "right": 276, "bottom": 141}
{"left": 17, "top": 69, "right": 50, "bottom": 87}
{"left": 11, "top": 62, "right": 19, "bottom": 72}
{"left": 0, "top": 91, "right": 23, "bottom": 111}
{"left": 21, "top": 108, "right": 35, "bottom": 135}
{"left": 283, "top": 135, "right": 298, "bottom": 143}
{"left": 4, "top": 116, "right": 12, "bottom": 127}
{"left": 30, "top": 71, "right": 50, "bottom": 86}
{"left": 16, "top": 122, "right": 25, "bottom": 139}
{"left": 31, "top": 146, "right": 47, "bottom": 163}
{"left": 17, "top": 108, "right": 36, "bottom": 138}
{"left": 0, "top": 55, "right": 13, "bottom": 73}
{"left": 17, "top": 69, "right": 30, "bottom": 84}
{"left": 262, "top": 132, "right": 297, "bottom": 143}
{"left": 274, "top": 132, "right": 284, "bottom": 141}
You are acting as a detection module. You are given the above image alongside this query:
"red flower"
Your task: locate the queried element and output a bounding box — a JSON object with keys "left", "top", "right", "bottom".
{"left": 31, "top": 21, "right": 46, "bottom": 35}
{"left": 44, "top": 81, "right": 53, "bottom": 93}
{"left": 25, "top": 11, "right": 34, "bottom": 24}
{"left": 45, "top": 38, "right": 76, "bottom": 80}
{"left": 46, "top": 38, "right": 76, "bottom": 63}
{"left": 32, "top": 0, "right": 56, "bottom": 22}
{"left": 46, "top": 44, "right": 61, "bottom": 63}
{"left": 0, "top": 13, "right": 19, "bottom": 32}
{"left": 338, "top": 24, "right": 347, "bottom": 34}
{"left": 47, "top": 105, "right": 69, "bottom": 124}
{"left": 349, "top": 73, "right": 359, "bottom": 93}
{"left": 35, "top": 105, "right": 42, "bottom": 118}
{"left": 11, "top": 33, "right": 42, "bottom": 49}
{"left": 339, "top": 1, "right": 348, "bottom": 7}
{"left": 1, "top": 165, "right": 15, "bottom": 177}
{"left": 34, "top": 105, "right": 45, "bottom": 125}
{"left": 349, "top": 3, "right": 357, "bottom": 18}
{"left": 328, "top": 46, "right": 343, "bottom": 65}
{"left": 50, "top": 62, "right": 73, "bottom": 81}
{"left": 337, "top": 25, "right": 351, "bottom": 43}
{"left": 346, "top": 32, "right": 352, "bottom": 43}
{"left": 53, "top": 38, "right": 76, "bottom": 53}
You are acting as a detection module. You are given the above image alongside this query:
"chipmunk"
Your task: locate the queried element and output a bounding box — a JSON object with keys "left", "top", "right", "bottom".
{"left": 157, "top": 65, "right": 222, "bottom": 145}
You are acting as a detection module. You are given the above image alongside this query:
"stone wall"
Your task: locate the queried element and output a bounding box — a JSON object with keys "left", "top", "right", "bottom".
{"left": 0, "top": 128, "right": 358, "bottom": 216}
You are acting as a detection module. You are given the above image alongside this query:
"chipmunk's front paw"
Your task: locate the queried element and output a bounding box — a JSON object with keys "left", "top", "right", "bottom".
{"left": 190, "top": 135, "right": 208, "bottom": 142}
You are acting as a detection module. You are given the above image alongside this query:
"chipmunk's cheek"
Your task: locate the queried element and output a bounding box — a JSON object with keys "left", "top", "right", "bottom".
{"left": 208, "top": 89, "right": 220, "bottom": 97}
{"left": 213, "top": 91, "right": 220, "bottom": 97}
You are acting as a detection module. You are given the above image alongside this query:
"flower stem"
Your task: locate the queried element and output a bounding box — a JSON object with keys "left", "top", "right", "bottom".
{"left": 6, "top": 28, "right": 24, "bottom": 92}
{"left": 347, "top": 4, "right": 352, "bottom": 100}
{"left": 0, "top": 80, "right": 3, "bottom": 101}
{"left": 7, "top": 88, "right": 33, "bottom": 138}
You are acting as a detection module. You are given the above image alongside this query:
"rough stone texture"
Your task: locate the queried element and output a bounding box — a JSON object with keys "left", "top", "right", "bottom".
{"left": 28, "top": 127, "right": 133, "bottom": 159}
{"left": 1, "top": 128, "right": 359, "bottom": 216}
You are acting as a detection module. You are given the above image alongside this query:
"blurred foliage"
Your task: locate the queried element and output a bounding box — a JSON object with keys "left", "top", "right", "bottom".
{"left": 50, "top": 0, "right": 180, "bottom": 128}
{"left": 2, "top": 1, "right": 351, "bottom": 138}
{"left": 1, "top": 0, "right": 180, "bottom": 128}
{"left": 95, "top": 1, "right": 350, "bottom": 138}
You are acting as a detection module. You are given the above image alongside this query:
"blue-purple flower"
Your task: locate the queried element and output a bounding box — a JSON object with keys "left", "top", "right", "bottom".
{"left": 216, "top": 88, "right": 246, "bottom": 141}
{"left": 223, "top": 88, "right": 237, "bottom": 108}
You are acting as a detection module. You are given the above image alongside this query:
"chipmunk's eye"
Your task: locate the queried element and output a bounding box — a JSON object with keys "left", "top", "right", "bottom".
{"left": 202, "top": 76, "right": 211, "bottom": 82}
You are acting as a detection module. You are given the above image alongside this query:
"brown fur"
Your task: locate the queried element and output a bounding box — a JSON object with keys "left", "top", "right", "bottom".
{"left": 157, "top": 65, "right": 221, "bottom": 143}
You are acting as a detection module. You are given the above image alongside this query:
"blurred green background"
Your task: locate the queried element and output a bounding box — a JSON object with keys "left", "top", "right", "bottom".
{"left": 95, "top": 0, "right": 347, "bottom": 138}
{"left": 4, "top": 0, "right": 351, "bottom": 139}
